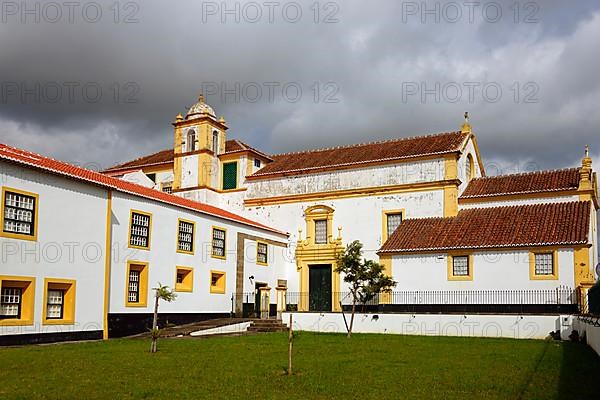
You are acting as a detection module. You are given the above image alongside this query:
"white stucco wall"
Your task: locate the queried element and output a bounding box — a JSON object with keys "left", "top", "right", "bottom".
{"left": 459, "top": 195, "right": 581, "bottom": 209}
{"left": 391, "top": 249, "right": 576, "bottom": 290}
{"left": 0, "top": 161, "right": 107, "bottom": 336}
{"left": 108, "top": 191, "right": 290, "bottom": 315}
{"left": 284, "top": 312, "right": 573, "bottom": 340}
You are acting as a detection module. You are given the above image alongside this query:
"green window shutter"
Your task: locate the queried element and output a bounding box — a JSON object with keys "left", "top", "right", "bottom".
{"left": 222, "top": 162, "right": 238, "bottom": 190}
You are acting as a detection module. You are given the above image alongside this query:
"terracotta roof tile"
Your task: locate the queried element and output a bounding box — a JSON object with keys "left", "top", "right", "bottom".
{"left": 461, "top": 168, "right": 580, "bottom": 199}
{"left": 223, "top": 139, "right": 273, "bottom": 160}
{"left": 379, "top": 201, "right": 590, "bottom": 253}
{"left": 250, "top": 131, "right": 470, "bottom": 178}
{"left": 0, "top": 143, "right": 286, "bottom": 236}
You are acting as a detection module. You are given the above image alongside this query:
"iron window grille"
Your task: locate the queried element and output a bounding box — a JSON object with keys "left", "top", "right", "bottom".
{"left": 130, "top": 212, "right": 150, "bottom": 248}
{"left": 386, "top": 213, "right": 403, "bottom": 239}
{"left": 535, "top": 253, "right": 554, "bottom": 275}
{"left": 46, "top": 289, "right": 64, "bottom": 319}
{"left": 257, "top": 242, "right": 268, "bottom": 264}
{"left": 315, "top": 219, "right": 327, "bottom": 244}
{"left": 3, "top": 191, "right": 36, "bottom": 236}
{"left": 128, "top": 270, "right": 140, "bottom": 303}
{"left": 162, "top": 186, "right": 172, "bottom": 194}
{"left": 177, "top": 220, "right": 194, "bottom": 252}
{"left": 212, "top": 229, "right": 226, "bottom": 257}
{"left": 453, "top": 256, "right": 469, "bottom": 276}
{"left": 0, "top": 287, "right": 21, "bottom": 318}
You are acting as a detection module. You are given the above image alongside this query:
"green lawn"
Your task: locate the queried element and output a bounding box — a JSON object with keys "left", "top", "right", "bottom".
{"left": 0, "top": 333, "right": 598, "bottom": 399}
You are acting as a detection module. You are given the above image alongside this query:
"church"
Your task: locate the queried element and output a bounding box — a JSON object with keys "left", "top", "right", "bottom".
{"left": 0, "top": 95, "right": 598, "bottom": 344}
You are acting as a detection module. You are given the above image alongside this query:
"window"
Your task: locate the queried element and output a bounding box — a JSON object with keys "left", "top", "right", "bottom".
{"left": 146, "top": 173, "right": 156, "bottom": 183}
{"left": 447, "top": 255, "right": 473, "bottom": 281}
{"left": 177, "top": 219, "right": 195, "bottom": 254}
{"left": 1, "top": 187, "right": 39, "bottom": 241}
{"left": 210, "top": 271, "right": 226, "bottom": 294}
{"left": 187, "top": 129, "right": 197, "bottom": 152}
{"left": 254, "top": 158, "right": 261, "bottom": 168}
{"left": 453, "top": 256, "right": 469, "bottom": 276}
{"left": 162, "top": 184, "right": 172, "bottom": 194}
{"left": 0, "top": 276, "right": 35, "bottom": 326}
{"left": 128, "top": 210, "right": 152, "bottom": 249}
{"left": 466, "top": 154, "right": 474, "bottom": 181}
{"left": 382, "top": 210, "right": 404, "bottom": 242}
{"left": 222, "top": 162, "right": 238, "bottom": 190}
{"left": 212, "top": 227, "right": 226, "bottom": 259}
{"left": 43, "top": 279, "right": 76, "bottom": 325}
{"left": 0, "top": 288, "right": 21, "bottom": 319}
{"left": 212, "top": 131, "right": 219, "bottom": 154}
{"left": 126, "top": 262, "right": 148, "bottom": 307}
{"left": 315, "top": 219, "right": 327, "bottom": 244}
{"left": 175, "top": 267, "right": 193, "bottom": 292}
{"left": 257, "top": 241, "right": 268, "bottom": 266}
{"left": 530, "top": 251, "right": 558, "bottom": 280}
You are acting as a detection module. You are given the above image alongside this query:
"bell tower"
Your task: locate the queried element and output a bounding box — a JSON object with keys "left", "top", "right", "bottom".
{"left": 172, "top": 94, "right": 228, "bottom": 196}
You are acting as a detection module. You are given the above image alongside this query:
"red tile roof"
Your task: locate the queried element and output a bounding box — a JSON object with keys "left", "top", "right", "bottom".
{"left": 461, "top": 168, "right": 580, "bottom": 199}
{"left": 379, "top": 201, "right": 590, "bottom": 253}
{"left": 249, "top": 131, "right": 470, "bottom": 178}
{"left": 103, "top": 140, "right": 271, "bottom": 175}
{"left": 0, "top": 143, "right": 286, "bottom": 236}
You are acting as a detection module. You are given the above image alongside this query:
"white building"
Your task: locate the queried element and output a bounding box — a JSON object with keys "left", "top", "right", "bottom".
{"left": 1, "top": 95, "right": 598, "bottom": 344}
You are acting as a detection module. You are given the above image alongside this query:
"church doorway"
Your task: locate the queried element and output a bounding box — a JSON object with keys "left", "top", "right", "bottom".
{"left": 309, "top": 264, "right": 332, "bottom": 312}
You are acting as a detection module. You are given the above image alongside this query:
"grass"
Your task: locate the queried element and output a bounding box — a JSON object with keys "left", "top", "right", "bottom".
{"left": 0, "top": 333, "right": 598, "bottom": 399}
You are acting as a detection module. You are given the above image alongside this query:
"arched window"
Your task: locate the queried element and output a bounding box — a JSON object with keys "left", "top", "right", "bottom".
{"left": 466, "top": 154, "right": 474, "bottom": 181}
{"left": 187, "top": 129, "right": 196, "bottom": 152}
{"left": 212, "top": 131, "right": 219, "bottom": 154}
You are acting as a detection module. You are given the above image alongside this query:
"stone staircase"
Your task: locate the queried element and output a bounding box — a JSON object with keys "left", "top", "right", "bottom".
{"left": 247, "top": 319, "right": 289, "bottom": 333}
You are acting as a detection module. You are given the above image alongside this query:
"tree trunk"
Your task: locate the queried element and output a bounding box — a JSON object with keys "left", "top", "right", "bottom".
{"left": 347, "top": 299, "right": 356, "bottom": 339}
{"left": 150, "top": 293, "right": 159, "bottom": 353}
{"left": 287, "top": 313, "right": 293, "bottom": 375}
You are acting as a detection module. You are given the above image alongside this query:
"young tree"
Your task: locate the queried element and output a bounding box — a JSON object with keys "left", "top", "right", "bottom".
{"left": 335, "top": 240, "right": 396, "bottom": 338}
{"left": 150, "top": 283, "right": 177, "bottom": 353}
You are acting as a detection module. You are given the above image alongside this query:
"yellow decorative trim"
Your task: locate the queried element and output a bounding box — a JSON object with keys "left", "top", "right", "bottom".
{"left": 378, "top": 255, "right": 393, "bottom": 304}
{"left": 574, "top": 247, "right": 593, "bottom": 287}
{"left": 103, "top": 191, "right": 112, "bottom": 339}
{"left": 127, "top": 209, "right": 152, "bottom": 251}
{"left": 42, "top": 278, "right": 76, "bottom": 325}
{"left": 529, "top": 249, "right": 559, "bottom": 280}
{"left": 176, "top": 218, "right": 196, "bottom": 255}
{"left": 175, "top": 266, "right": 194, "bottom": 292}
{"left": 256, "top": 240, "right": 269, "bottom": 266}
{"left": 0, "top": 186, "right": 40, "bottom": 242}
{"left": 125, "top": 261, "right": 149, "bottom": 307}
{"left": 0, "top": 275, "right": 36, "bottom": 326}
{"left": 211, "top": 226, "right": 227, "bottom": 260}
{"left": 445, "top": 157, "right": 458, "bottom": 180}
{"left": 381, "top": 209, "right": 405, "bottom": 243}
{"left": 245, "top": 180, "right": 457, "bottom": 207}
{"left": 443, "top": 185, "right": 459, "bottom": 217}
{"left": 447, "top": 253, "right": 474, "bottom": 281}
{"left": 209, "top": 270, "right": 226, "bottom": 294}
{"left": 466, "top": 154, "right": 475, "bottom": 181}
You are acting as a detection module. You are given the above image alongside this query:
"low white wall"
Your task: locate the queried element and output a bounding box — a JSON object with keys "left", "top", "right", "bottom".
{"left": 573, "top": 318, "right": 600, "bottom": 356}
{"left": 284, "top": 312, "right": 574, "bottom": 340}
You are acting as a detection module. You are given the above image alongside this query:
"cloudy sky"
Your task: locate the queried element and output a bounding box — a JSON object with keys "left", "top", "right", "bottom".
{"left": 1, "top": 0, "right": 599, "bottom": 173}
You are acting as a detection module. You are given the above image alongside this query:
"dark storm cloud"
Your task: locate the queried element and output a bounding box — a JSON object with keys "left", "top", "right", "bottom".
{"left": 0, "top": 0, "right": 599, "bottom": 172}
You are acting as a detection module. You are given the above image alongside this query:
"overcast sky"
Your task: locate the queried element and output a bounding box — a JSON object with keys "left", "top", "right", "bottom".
{"left": 1, "top": 0, "right": 599, "bottom": 173}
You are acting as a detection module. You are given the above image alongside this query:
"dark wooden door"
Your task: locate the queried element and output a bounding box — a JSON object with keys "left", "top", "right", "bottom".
{"left": 309, "top": 265, "right": 332, "bottom": 312}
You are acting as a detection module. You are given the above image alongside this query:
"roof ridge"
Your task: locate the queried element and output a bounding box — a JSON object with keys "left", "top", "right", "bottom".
{"left": 105, "top": 148, "right": 173, "bottom": 170}
{"left": 472, "top": 167, "right": 579, "bottom": 181}
{"left": 270, "top": 131, "right": 465, "bottom": 157}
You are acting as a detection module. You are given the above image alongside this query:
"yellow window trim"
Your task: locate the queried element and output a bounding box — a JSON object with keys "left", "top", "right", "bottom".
{"left": 529, "top": 249, "right": 559, "bottom": 280}
{"left": 256, "top": 240, "right": 269, "bottom": 266}
{"left": 176, "top": 218, "right": 196, "bottom": 255}
{"left": 175, "top": 266, "right": 194, "bottom": 292}
{"left": 42, "top": 278, "right": 76, "bottom": 325}
{"left": 127, "top": 209, "right": 153, "bottom": 251}
{"left": 125, "top": 261, "right": 149, "bottom": 307}
{"left": 0, "top": 186, "right": 40, "bottom": 242}
{"left": 304, "top": 205, "right": 335, "bottom": 246}
{"left": 209, "top": 270, "right": 226, "bottom": 294}
{"left": 466, "top": 154, "right": 475, "bottom": 181}
{"left": 381, "top": 209, "right": 405, "bottom": 243}
{"left": 0, "top": 275, "right": 36, "bottom": 326}
{"left": 211, "top": 226, "right": 227, "bottom": 260}
{"left": 447, "top": 254, "right": 474, "bottom": 281}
